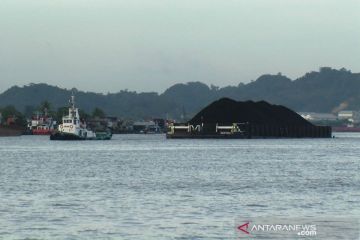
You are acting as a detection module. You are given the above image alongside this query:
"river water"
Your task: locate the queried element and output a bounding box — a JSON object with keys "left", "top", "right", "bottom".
{"left": 0, "top": 133, "right": 359, "bottom": 239}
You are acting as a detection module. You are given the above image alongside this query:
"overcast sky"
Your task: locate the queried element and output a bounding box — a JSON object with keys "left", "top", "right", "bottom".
{"left": 0, "top": 0, "right": 359, "bottom": 93}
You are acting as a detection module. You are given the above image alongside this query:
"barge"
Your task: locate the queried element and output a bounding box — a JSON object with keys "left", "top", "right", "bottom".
{"left": 167, "top": 123, "right": 332, "bottom": 139}
{"left": 0, "top": 126, "right": 23, "bottom": 137}
{"left": 167, "top": 98, "right": 332, "bottom": 139}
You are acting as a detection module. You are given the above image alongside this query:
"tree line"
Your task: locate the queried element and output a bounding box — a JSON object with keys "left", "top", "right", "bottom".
{"left": 1, "top": 67, "right": 360, "bottom": 122}
{"left": 0, "top": 101, "right": 107, "bottom": 127}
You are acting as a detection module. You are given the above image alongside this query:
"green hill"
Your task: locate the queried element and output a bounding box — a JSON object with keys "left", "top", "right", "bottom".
{"left": 1, "top": 67, "right": 359, "bottom": 120}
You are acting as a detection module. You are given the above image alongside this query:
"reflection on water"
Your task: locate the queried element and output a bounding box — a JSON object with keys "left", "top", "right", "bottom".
{"left": 0, "top": 133, "right": 359, "bottom": 239}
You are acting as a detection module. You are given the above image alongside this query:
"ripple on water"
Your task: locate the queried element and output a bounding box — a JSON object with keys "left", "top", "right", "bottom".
{"left": 0, "top": 134, "right": 359, "bottom": 239}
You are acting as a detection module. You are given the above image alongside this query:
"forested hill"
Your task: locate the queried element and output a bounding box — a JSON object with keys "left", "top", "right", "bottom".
{"left": 1, "top": 67, "right": 360, "bottom": 120}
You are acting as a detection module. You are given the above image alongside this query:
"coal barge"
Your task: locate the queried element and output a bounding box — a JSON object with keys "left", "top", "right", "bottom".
{"left": 166, "top": 98, "right": 332, "bottom": 139}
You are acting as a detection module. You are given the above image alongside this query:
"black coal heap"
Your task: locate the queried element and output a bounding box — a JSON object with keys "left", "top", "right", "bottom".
{"left": 188, "top": 98, "right": 313, "bottom": 126}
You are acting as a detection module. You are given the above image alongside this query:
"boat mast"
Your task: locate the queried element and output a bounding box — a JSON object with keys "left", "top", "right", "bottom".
{"left": 69, "top": 93, "right": 77, "bottom": 119}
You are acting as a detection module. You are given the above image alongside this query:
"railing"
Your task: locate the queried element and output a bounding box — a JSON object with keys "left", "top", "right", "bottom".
{"left": 167, "top": 123, "right": 332, "bottom": 138}
{"left": 168, "top": 124, "right": 202, "bottom": 134}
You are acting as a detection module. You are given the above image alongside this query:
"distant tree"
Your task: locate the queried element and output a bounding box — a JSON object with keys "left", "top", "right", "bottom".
{"left": 79, "top": 109, "right": 90, "bottom": 121}
{"left": 319, "top": 67, "right": 332, "bottom": 73}
{"left": 1, "top": 105, "right": 20, "bottom": 119}
{"left": 56, "top": 107, "right": 68, "bottom": 123}
{"left": 15, "top": 115, "right": 27, "bottom": 127}
{"left": 210, "top": 84, "right": 219, "bottom": 91}
{"left": 92, "top": 108, "right": 106, "bottom": 119}
{"left": 39, "top": 100, "right": 51, "bottom": 112}
{"left": 24, "top": 105, "right": 36, "bottom": 118}
{"left": 37, "top": 100, "right": 58, "bottom": 118}
{"left": 181, "top": 106, "right": 187, "bottom": 121}
{"left": 340, "top": 67, "right": 351, "bottom": 73}
{"left": 1, "top": 68, "right": 360, "bottom": 120}
{"left": 0, "top": 105, "right": 26, "bottom": 127}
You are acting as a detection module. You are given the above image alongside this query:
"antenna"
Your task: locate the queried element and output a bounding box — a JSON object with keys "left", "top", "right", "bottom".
{"left": 69, "top": 89, "right": 77, "bottom": 118}
{"left": 69, "top": 89, "right": 76, "bottom": 109}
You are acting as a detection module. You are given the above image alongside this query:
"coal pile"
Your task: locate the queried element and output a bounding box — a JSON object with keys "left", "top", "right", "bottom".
{"left": 188, "top": 98, "right": 313, "bottom": 126}
{"left": 167, "top": 98, "right": 331, "bottom": 138}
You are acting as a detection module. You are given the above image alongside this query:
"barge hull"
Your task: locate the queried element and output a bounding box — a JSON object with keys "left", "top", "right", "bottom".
{"left": 167, "top": 124, "right": 332, "bottom": 139}
{"left": 167, "top": 134, "right": 248, "bottom": 139}
{"left": 0, "top": 126, "right": 23, "bottom": 137}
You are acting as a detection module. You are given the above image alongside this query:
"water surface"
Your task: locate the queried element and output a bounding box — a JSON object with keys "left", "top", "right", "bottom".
{"left": 0, "top": 133, "right": 359, "bottom": 239}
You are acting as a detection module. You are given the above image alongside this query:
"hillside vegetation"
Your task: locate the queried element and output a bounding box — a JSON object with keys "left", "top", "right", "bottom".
{"left": 0, "top": 67, "right": 359, "bottom": 120}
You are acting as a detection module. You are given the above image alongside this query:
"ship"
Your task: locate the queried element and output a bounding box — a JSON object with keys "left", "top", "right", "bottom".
{"left": 0, "top": 125, "right": 23, "bottom": 137}
{"left": 50, "top": 95, "right": 112, "bottom": 140}
{"left": 27, "top": 111, "right": 56, "bottom": 135}
{"left": 0, "top": 114, "right": 25, "bottom": 137}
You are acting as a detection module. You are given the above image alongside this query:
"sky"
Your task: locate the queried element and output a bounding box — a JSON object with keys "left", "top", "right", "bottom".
{"left": 0, "top": 0, "right": 359, "bottom": 93}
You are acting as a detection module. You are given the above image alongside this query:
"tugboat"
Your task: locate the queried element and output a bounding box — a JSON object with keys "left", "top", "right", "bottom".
{"left": 50, "top": 95, "right": 112, "bottom": 140}
{"left": 27, "top": 110, "right": 56, "bottom": 135}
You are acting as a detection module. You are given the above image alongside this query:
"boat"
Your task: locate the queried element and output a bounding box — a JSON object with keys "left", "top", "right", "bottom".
{"left": 332, "top": 126, "right": 360, "bottom": 132}
{"left": 0, "top": 114, "right": 25, "bottom": 136}
{"left": 50, "top": 95, "right": 112, "bottom": 140}
{"left": 0, "top": 126, "right": 23, "bottom": 137}
{"left": 27, "top": 111, "right": 56, "bottom": 135}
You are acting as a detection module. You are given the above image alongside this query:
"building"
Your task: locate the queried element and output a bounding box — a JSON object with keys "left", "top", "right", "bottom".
{"left": 338, "top": 110, "right": 360, "bottom": 123}
{"left": 299, "top": 112, "right": 337, "bottom": 122}
{"left": 105, "top": 117, "right": 118, "bottom": 128}
{"left": 153, "top": 118, "right": 166, "bottom": 129}
{"left": 133, "top": 120, "right": 161, "bottom": 133}
{"left": 338, "top": 111, "right": 354, "bottom": 119}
